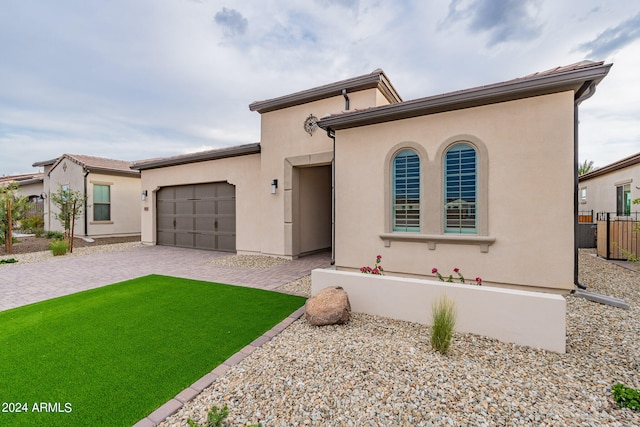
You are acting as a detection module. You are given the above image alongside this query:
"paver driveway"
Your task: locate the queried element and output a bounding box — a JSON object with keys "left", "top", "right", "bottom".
{"left": 0, "top": 244, "right": 331, "bottom": 312}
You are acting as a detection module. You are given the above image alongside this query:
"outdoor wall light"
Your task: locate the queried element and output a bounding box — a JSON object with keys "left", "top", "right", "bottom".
{"left": 141, "top": 190, "right": 148, "bottom": 201}
{"left": 271, "top": 179, "right": 278, "bottom": 195}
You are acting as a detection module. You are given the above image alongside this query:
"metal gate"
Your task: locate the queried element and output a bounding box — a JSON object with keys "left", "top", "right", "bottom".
{"left": 156, "top": 182, "right": 236, "bottom": 252}
{"left": 596, "top": 212, "right": 639, "bottom": 260}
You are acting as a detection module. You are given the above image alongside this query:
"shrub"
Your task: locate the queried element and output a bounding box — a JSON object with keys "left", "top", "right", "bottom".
{"left": 187, "top": 405, "right": 229, "bottom": 427}
{"left": 0, "top": 258, "right": 18, "bottom": 264}
{"left": 431, "top": 294, "right": 456, "bottom": 355}
{"left": 612, "top": 383, "right": 640, "bottom": 411}
{"left": 20, "top": 214, "right": 44, "bottom": 233}
{"left": 33, "top": 227, "right": 45, "bottom": 238}
{"left": 48, "top": 239, "right": 69, "bottom": 256}
{"left": 45, "top": 230, "right": 65, "bottom": 240}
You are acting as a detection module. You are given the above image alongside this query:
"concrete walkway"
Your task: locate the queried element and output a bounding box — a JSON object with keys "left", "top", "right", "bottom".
{"left": 0, "top": 244, "right": 331, "bottom": 312}
{"left": 0, "top": 244, "right": 331, "bottom": 426}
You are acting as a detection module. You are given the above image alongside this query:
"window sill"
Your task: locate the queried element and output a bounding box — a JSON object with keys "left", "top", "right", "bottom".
{"left": 379, "top": 233, "right": 496, "bottom": 253}
{"left": 90, "top": 221, "right": 113, "bottom": 225}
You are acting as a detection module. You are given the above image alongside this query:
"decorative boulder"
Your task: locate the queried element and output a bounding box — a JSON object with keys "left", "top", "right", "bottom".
{"left": 305, "top": 286, "right": 351, "bottom": 326}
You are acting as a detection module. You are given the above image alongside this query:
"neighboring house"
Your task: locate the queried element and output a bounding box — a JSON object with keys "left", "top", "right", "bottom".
{"left": 0, "top": 172, "right": 44, "bottom": 200}
{"left": 133, "top": 60, "right": 611, "bottom": 295}
{"left": 0, "top": 173, "right": 45, "bottom": 221}
{"left": 578, "top": 152, "right": 640, "bottom": 217}
{"left": 32, "top": 154, "right": 141, "bottom": 238}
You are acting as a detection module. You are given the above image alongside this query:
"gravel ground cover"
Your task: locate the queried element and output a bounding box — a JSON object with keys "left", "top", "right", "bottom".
{"left": 161, "top": 250, "right": 640, "bottom": 427}
{"left": 209, "top": 254, "right": 291, "bottom": 270}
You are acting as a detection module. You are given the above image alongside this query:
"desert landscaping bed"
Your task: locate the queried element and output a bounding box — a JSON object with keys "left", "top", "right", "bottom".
{"left": 2, "top": 240, "right": 638, "bottom": 425}
{"left": 0, "top": 236, "right": 141, "bottom": 265}
{"left": 161, "top": 250, "right": 640, "bottom": 426}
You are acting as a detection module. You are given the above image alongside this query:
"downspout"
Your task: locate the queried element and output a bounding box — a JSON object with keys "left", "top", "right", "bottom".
{"left": 573, "top": 81, "right": 597, "bottom": 290}
{"left": 83, "top": 169, "right": 89, "bottom": 237}
{"left": 342, "top": 89, "right": 350, "bottom": 111}
{"left": 327, "top": 127, "right": 336, "bottom": 265}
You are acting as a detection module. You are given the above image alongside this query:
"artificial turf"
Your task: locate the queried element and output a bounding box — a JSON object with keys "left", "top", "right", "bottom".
{"left": 0, "top": 274, "right": 306, "bottom": 426}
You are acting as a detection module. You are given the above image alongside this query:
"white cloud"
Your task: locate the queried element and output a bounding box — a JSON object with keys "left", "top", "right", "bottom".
{"left": 0, "top": 0, "right": 637, "bottom": 174}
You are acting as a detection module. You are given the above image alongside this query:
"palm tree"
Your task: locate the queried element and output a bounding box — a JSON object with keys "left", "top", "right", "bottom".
{"left": 578, "top": 159, "right": 595, "bottom": 176}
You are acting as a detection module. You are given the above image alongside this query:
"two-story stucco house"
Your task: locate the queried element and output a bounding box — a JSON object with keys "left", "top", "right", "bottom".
{"left": 33, "top": 154, "right": 141, "bottom": 238}
{"left": 133, "top": 60, "right": 611, "bottom": 296}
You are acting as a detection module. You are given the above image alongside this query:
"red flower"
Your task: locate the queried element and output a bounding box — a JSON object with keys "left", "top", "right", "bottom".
{"left": 432, "top": 268, "right": 438, "bottom": 274}
{"left": 376, "top": 255, "right": 382, "bottom": 260}
{"left": 453, "top": 267, "right": 459, "bottom": 273}
{"left": 475, "top": 277, "right": 483, "bottom": 284}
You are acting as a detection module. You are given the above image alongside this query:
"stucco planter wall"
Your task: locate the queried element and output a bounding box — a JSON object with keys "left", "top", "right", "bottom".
{"left": 311, "top": 269, "right": 566, "bottom": 353}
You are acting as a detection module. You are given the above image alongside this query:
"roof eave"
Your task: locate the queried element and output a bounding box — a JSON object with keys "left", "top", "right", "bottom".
{"left": 32, "top": 158, "right": 57, "bottom": 167}
{"left": 84, "top": 167, "right": 140, "bottom": 177}
{"left": 579, "top": 152, "right": 640, "bottom": 181}
{"left": 249, "top": 70, "right": 402, "bottom": 114}
{"left": 318, "top": 63, "right": 612, "bottom": 131}
{"left": 14, "top": 178, "right": 44, "bottom": 186}
{"left": 131, "top": 143, "right": 261, "bottom": 171}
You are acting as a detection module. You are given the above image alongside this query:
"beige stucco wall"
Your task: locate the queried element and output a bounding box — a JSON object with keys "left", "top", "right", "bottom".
{"left": 40, "top": 165, "right": 53, "bottom": 231}
{"left": 334, "top": 91, "right": 576, "bottom": 293}
{"left": 139, "top": 154, "right": 262, "bottom": 253}
{"left": 86, "top": 173, "right": 141, "bottom": 237}
{"left": 579, "top": 164, "right": 640, "bottom": 214}
{"left": 47, "top": 160, "right": 87, "bottom": 234}
{"left": 258, "top": 87, "right": 389, "bottom": 257}
{"left": 313, "top": 269, "right": 567, "bottom": 352}
{"left": 14, "top": 181, "right": 43, "bottom": 200}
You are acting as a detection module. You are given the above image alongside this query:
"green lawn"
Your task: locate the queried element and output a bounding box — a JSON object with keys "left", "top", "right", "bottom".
{"left": 0, "top": 274, "right": 306, "bottom": 426}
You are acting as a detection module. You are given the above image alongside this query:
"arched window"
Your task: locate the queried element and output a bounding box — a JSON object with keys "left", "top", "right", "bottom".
{"left": 444, "top": 143, "right": 477, "bottom": 233}
{"left": 392, "top": 149, "right": 420, "bottom": 232}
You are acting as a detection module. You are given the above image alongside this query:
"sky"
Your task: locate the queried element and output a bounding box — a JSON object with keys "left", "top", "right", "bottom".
{"left": 1, "top": 0, "right": 639, "bottom": 176}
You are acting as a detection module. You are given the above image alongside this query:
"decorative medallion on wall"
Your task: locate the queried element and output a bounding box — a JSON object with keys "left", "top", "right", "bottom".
{"left": 62, "top": 162, "right": 67, "bottom": 172}
{"left": 303, "top": 114, "right": 318, "bottom": 136}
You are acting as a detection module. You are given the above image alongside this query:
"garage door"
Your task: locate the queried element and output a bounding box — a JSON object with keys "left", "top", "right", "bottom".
{"left": 156, "top": 182, "right": 236, "bottom": 252}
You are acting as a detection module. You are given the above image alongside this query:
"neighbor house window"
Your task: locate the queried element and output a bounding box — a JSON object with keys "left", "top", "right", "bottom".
{"left": 93, "top": 184, "right": 111, "bottom": 221}
{"left": 580, "top": 187, "right": 587, "bottom": 203}
{"left": 61, "top": 184, "right": 69, "bottom": 199}
{"left": 444, "top": 143, "right": 477, "bottom": 233}
{"left": 616, "top": 183, "right": 631, "bottom": 216}
{"left": 392, "top": 149, "right": 420, "bottom": 232}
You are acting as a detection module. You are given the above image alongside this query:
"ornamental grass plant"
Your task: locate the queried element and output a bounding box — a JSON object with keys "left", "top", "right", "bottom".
{"left": 431, "top": 294, "right": 457, "bottom": 355}
{"left": 47, "top": 239, "right": 69, "bottom": 256}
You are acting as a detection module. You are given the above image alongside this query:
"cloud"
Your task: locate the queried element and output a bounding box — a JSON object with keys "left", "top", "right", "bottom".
{"left": 440, "top": 0, "right": 543, "bottom": 46}
{"left": 577, "top": 11, "right": 640, "bottom": 58}
{"left": 314, "top": 0, "right": 359, "bottom": 11}
{"left": 214, "top": 7, "right": 248, "bottom": 37}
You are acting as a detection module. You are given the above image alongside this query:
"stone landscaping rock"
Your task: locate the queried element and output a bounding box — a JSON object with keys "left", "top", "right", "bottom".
{"left": 304, "top": 286, "right": 351, "bottom": 326}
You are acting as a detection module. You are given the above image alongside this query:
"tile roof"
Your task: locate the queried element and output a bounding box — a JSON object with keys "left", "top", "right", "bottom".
{"left": 0, "top": 172, "right": 44, "bottom": 186}
{"left": 46, "top": 154, "right": 140, "bottom": 176}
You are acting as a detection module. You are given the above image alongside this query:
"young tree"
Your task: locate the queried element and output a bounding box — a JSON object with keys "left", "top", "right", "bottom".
{"left": 50, "top": 186, "right": 87, "bottom": 250}
{"left": 0, "top": 182, "right": 29, "bottom": 252}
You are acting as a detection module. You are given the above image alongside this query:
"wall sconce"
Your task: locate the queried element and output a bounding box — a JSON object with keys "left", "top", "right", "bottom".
{"left": 141, "top": 190, "right": 148, "bottom": 201}
{"left": 271, "top": 179, "right": 278, "bottom": 195}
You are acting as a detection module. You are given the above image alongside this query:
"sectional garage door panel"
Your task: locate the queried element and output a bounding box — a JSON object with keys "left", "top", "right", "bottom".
{"left": 156, "top": 182, "right": 236, "bottom": 252}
